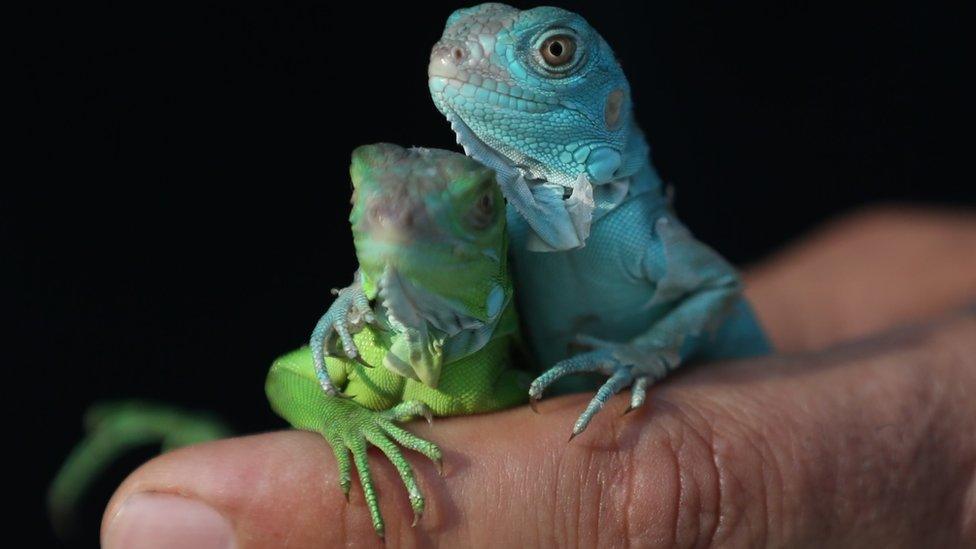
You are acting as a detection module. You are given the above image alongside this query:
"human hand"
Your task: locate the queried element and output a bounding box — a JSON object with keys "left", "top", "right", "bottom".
{"left": 102, "top": 207, "right": 976, "bottom": 548}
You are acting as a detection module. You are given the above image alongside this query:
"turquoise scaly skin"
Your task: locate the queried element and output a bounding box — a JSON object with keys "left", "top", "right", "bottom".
{"left": 426, "top": 4, "right": 772, "bottom": 437}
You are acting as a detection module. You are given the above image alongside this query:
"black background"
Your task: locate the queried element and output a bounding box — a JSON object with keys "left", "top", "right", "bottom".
{"left": 14, "top": 1, "right": 972, "bottom": 545}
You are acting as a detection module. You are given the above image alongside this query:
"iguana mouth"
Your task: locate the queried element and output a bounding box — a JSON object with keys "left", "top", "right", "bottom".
{"left": 442, "top": 108, "right": 574, "bottom": 198}
{"left": 429, "top": 75, "right": 555, "bottom": 114}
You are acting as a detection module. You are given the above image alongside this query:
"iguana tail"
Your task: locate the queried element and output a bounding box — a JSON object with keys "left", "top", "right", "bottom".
{"left": 48, "top": 400, "right": 231, "bottom": 538}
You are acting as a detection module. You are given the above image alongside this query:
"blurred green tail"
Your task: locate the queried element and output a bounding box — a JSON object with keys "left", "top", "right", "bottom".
{"left": 49, "top": 400, "right": 231, "bottom": 538}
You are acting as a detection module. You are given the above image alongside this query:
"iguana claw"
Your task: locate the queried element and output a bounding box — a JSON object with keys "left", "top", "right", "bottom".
{"left": 530, "top": 341, "right": 671, "bottom": 438}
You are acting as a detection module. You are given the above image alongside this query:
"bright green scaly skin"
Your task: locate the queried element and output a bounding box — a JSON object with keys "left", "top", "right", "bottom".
{"left": 268, "top": 144, "right": 527, "bottom": 537}
{"left": 427, "top": 4, "right": 772, "bottom": 438}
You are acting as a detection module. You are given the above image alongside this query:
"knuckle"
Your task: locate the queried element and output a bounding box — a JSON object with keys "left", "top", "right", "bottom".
{"left": 555, "top": 398, "right": 776, "bottom": 548}
{"left": 694, "top": 405, "right": 779, "bottom": 548}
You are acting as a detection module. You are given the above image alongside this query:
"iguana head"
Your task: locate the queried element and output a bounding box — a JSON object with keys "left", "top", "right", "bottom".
{"left": 348, "top": 144, "right": 508, "bottom": 323}
{"left": 428, "top": 3, "right": 633, "bottom": 189}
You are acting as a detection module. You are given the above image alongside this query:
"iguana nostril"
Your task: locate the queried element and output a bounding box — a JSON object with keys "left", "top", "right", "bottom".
{"left": 428, "top": 44, "right": 464, "bottom": 79}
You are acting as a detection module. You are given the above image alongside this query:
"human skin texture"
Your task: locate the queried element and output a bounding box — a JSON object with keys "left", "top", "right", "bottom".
{"left": 102, "top": 207, "right": 976, "bottom": 548}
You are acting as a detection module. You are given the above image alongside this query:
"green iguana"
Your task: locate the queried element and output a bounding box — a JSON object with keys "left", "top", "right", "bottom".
{"left": 51, "top": 144, "right": 527, "bottom": 540}
{"left": 267, "top": 143, "right": 529, "bottom": 537}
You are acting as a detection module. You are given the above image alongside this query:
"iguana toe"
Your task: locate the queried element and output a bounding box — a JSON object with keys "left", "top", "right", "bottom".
{"left": 625, "top": 376, "right": 651, "bottom": 414}
{"left": 571, "top": 367, "right": 634, "bottom": 438}
{"left": 528, "top": 348, "right": 620, "bottom": 401}
{"left": 311, "top": 398, "right": 442, "bottom": 537}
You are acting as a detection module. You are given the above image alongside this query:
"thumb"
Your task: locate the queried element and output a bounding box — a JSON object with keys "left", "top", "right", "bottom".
{"left": 102, "top": 313, "right": 976, "bottom": 547}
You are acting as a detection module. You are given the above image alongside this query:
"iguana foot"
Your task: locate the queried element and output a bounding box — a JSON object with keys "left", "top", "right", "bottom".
{"left": 310, "top": 272, "right": 375, "bottom": 395}
{"left": 529, "top": 336, "right": 676, "bottom": 439}
{"left": 320, "top": 398, "right": 441, "bottom": 538}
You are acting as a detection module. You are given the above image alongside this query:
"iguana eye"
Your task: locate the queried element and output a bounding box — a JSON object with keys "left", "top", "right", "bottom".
{"left": 540, "top": 34, "right": 576, "bottom": 67}
{"left": 467, "top": 192, "right": 496, "bottom": 230}
{"left": 479, "top": 192, "right": 493, "bottom": 210}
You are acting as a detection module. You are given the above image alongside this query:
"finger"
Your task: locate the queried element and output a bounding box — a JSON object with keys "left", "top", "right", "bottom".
{"left": 745, "top": 206, "right": 976, "bottom": 351}
{"left": 103, "top": 314, "right": 976, "bottom": 547}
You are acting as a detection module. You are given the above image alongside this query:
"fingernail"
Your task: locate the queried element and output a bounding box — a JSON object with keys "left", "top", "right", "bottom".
{"left": 103, "top": 492, "right": 236, "bottom": 549}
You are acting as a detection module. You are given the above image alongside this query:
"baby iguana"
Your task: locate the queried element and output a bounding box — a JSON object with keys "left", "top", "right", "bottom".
{"left": 266, "top": 144, "right": 527, "bottom": 537}
{"left": 320, "top": 4, "right": 772, "bottom": 441}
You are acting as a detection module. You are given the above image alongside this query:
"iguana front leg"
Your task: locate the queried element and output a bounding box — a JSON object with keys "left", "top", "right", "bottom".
{"left": 529, "top": 217, "right": 744, "bottom": 438}
{"left": 267, "top": 346, "right": 443, "bottom": 539}
{"left": 321, "top": 398, "right": 442, "bottom": 537}
{"left": 309, "top": 270, "right": 375, "bottom": 395}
